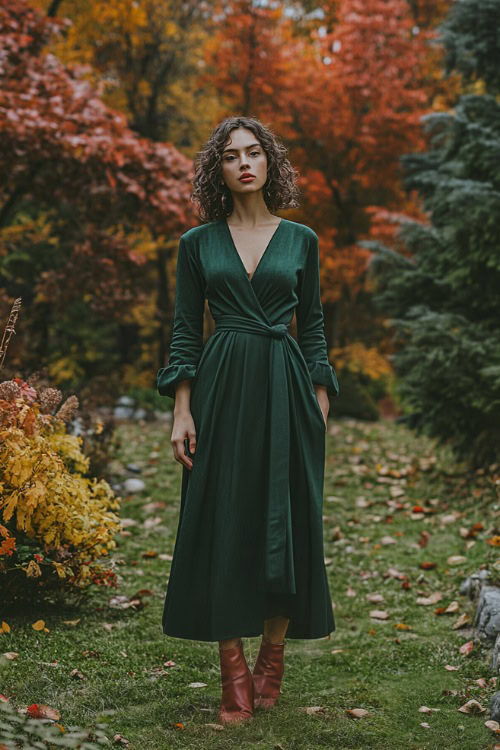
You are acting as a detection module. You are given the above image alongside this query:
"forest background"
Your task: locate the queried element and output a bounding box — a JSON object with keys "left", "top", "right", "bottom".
{"left": 1, "top": 0, "right": 498, "bottom": 466}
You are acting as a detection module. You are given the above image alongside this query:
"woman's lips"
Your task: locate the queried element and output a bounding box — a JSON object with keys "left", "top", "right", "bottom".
{"left": 239, "top": 175, "right": 255, "bottom": 182}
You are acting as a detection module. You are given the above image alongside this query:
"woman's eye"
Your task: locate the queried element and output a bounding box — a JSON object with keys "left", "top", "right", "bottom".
{"left": 225, "top": 151, "right": 260, "bottom": 160}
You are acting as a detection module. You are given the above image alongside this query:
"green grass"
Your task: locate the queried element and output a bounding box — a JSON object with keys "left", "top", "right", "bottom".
{"left": 2, "top": 416, "right": 500, "bottom": 749}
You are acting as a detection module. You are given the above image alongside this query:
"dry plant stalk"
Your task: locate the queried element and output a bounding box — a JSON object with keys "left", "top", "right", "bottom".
{"left": 0, "top": 297, "right": 22, "bottom": 371}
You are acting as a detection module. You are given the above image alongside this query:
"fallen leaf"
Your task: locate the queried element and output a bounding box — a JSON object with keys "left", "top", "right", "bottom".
{"left": 31, "top": 620, "right": 45, "bottom": 631}
{"left": 113, "top": 734, "right": 130, "bottom": 745}
{"left": 444, "top": 665, "right": 460, "bottom": 671}
{"left": 390, "top": 487, "right": 405, "bottom": 497}
{"left": 473, "top": 678, "right": 488, "bottom": 688}
{"left": 418, "top": 531, "right": 431, "bottom": 547}
{"left": 419, "top": 706, "right": 440, "bottom": 713}
{"left": 452, "top": 613, "right": 471, "bottom": 630}
{"left": 204, "top": 723, "right": 225, "bottom": 731}
{"left": 331, "top": 649, "right": 345, "bottom": 654}
{"left": 1, "top": 622, "right": 10, "bottom": 634}
{"left": 366, "top": 593, "right": 385, "bottom": 603}
{"left": 346, "top": 587, "right": 357, "bottom": 597}
{"left": 380, "top": 535, "right": 397, "bottom": 545}
{"left": 63, "top": 619, "right": 81, "bottom": 626}
{"left": 1, "top": 652, "right": 18, "bottom": 660}
{"left": 70, "top": 668, "right": 85, "bottom": 680}
{"left": 485, "top": 720, "right": 500, "bottom": 734}
{"left": 394, "top": 623, "right": 412, "bottom": 630}
{"left": 119, "top": 518, "right": 138, "bottom": 528}
{"left": 458, "top": 699, "right": 485, "bottom": 714}
{"left": 27, "top": 704, "right": 61, "bottom": 720}
{"left": 346, "top": 708, "right": 370, "bottom": 718}
{"left": 188, "top": 682, "right": 208, "bottom": 688}
{"left": 459, "top": 640, "right": 474, "bottom": 655}
{"left": 447, "top": 555, "right": 467, "bottom": 566}
{"left": 419, "top": 561, "right": 437, "bottom": 570}
{"left": 416, "top": 592, "right": 443, "bottom": 606}
{"left": 370, "top": 610, "right": 389, "bottom": 620}
{"left": 420, "top": 722, "right": 431, "bottom": 728}
{"left": 385, "top": 567, "right": 406, "bottom": 580}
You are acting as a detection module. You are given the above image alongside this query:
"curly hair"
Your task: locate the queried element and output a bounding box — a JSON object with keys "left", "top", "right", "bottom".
{"left": 191, "top": 116, "right": 301, "bottom": 223}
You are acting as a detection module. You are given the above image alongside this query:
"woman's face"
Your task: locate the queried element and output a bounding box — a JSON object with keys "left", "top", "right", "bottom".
{"left": 220, "top": 127, "right": 268, "bottom": 196}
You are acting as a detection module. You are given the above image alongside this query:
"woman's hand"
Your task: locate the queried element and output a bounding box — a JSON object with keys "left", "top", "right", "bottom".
{"left": 314, "top": 384, "right": 330, "bottom": 431}
{"left": 171, "top": 409, "right": 197, "bottom": 470}
{"left": 170, "top": 380, "right": 197, "bottom": 470}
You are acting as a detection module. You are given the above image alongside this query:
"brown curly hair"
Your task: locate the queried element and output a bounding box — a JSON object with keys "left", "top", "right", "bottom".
{"left": 191, "top": 116, "right": 301, "bottom": 223}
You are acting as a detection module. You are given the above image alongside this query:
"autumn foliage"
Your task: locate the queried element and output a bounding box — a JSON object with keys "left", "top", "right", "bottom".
{"left": 0, "top": 375, "right": 121, "bottom": 604}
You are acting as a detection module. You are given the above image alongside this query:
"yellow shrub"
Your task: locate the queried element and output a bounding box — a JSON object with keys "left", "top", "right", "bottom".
{"left": 330, "top": 342, "right": 393, "bottom": 381}
{"left": 0, "top": 378, "right": 122, "bottom": 602}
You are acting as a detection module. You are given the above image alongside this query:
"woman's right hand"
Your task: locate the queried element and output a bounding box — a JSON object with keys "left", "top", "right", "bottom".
{"left": 171, "top": 410, "right": 197, "bottom": 470}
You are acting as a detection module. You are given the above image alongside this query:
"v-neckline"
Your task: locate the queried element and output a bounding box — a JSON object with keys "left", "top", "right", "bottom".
{"left": 223, "top": 217, "right": 284, "bottom": 284}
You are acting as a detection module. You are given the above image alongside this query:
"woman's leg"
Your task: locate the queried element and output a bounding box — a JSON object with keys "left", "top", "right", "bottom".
{"left": 219, "top": 637, "right": 241, "bottom": 649}
{"left": 263, "top": 615, "right": 289, "bottom": 644}
{"left": 252, "top": 616, "right": 289, "bottom": 708}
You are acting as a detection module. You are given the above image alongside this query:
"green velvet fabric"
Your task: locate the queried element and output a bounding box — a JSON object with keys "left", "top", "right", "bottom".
{"left": 157, "top": 218, "right": 339, "bottom": 641}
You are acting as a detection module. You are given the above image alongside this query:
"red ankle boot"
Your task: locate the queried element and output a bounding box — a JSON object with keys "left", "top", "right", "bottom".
{"left": 252, "top": 635, "right": 285, "bottom": 709}
{"left": 218, "top": 639, "right": 255, "bottom": 724}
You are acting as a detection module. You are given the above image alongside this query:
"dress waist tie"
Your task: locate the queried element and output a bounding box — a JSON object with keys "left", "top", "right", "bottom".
{"left": 213, "top": 313, "right": 296, "bottom": 596}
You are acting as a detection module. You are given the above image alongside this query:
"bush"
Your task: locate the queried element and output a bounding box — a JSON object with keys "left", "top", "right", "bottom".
{"left": 0, "top": 377, "right": 121, "bottom": 606}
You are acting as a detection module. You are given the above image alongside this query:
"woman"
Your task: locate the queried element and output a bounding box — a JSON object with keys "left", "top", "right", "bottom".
{"left": 157, "top": 115, "right": 339, "bottom": 724}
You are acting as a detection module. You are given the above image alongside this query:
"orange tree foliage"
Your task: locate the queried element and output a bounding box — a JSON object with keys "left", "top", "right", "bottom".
{"left": 201, "top": 0, "right": 457, "bottom": 365}
{"left": 0, "top": 0, "right": 196, "bottom": 391}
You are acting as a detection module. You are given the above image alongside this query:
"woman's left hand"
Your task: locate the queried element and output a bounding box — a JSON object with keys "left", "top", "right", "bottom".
{"left": 314, "top": 385, "right": 329, "bottom": 431}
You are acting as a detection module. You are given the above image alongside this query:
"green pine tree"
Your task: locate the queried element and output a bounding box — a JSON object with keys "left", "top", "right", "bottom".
{"left": 365, "top": 0, "right": 500, "bottom": 467}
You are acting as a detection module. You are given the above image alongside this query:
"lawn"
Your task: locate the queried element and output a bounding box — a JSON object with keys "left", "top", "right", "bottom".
{"left": 1, "top": 415, "right": 499, "bottom": 749}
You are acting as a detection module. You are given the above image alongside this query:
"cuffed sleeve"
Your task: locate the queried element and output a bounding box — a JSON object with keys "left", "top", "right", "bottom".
{"left": 296, "top": 230, "right": 340, "bottom": 399}
{"left": 157, "top": 234, "right": 205, "bottom": 399}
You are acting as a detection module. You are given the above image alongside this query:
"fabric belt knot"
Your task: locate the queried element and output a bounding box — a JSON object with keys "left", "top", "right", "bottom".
{"left": 269, "top": 323, "right": 288, "bottom": 339}
{"left": 213, "top": 313, "right": 296, "bottom": 596}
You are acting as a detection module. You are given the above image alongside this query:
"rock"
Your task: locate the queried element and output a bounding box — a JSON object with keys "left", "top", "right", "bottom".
{"left": 122, "top": 478, "right": 146, "bottom": 494}
{"left": 114, "top": 406, "right": 135, "bottom": 419}
{"left": 133, "top": 408, "right": 147, "bottom": 420}
{"left": 473, "top": 585, "right": 500, "bottom": 644}
{"left": 117, "top": 396, "right": 135, "bottom": 406}
{"left": 459, "top": 569, "right": 492, "bottom": 601}
{"left": 489, "top": 690, "right": 500, "bottom": 722}
{"left": 491, "top": 633, "right": 500, "bottom": 673}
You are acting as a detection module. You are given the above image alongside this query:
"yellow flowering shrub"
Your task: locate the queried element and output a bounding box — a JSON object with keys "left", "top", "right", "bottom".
{"left": 0, "top": 377, "right": 121, "bottom": 604}
{"left": 330, "top": 342, "right": 393, "bottom": 381}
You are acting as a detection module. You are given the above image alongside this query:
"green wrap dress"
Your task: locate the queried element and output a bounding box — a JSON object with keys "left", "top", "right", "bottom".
{"left": 157, "top": 217, "right": 339, "bottom": 642}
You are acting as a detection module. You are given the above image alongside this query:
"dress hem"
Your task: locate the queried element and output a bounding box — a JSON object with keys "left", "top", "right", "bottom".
{"left": 162, "top": 627, "right": 336, "bottom": 642}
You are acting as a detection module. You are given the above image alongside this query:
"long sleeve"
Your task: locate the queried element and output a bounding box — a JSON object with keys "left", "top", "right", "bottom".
{"left": 296, "top": 230, "right": 340, "bottom": 399}
{"left": 157, "top": 234, "right": 205, "bottom": 399}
